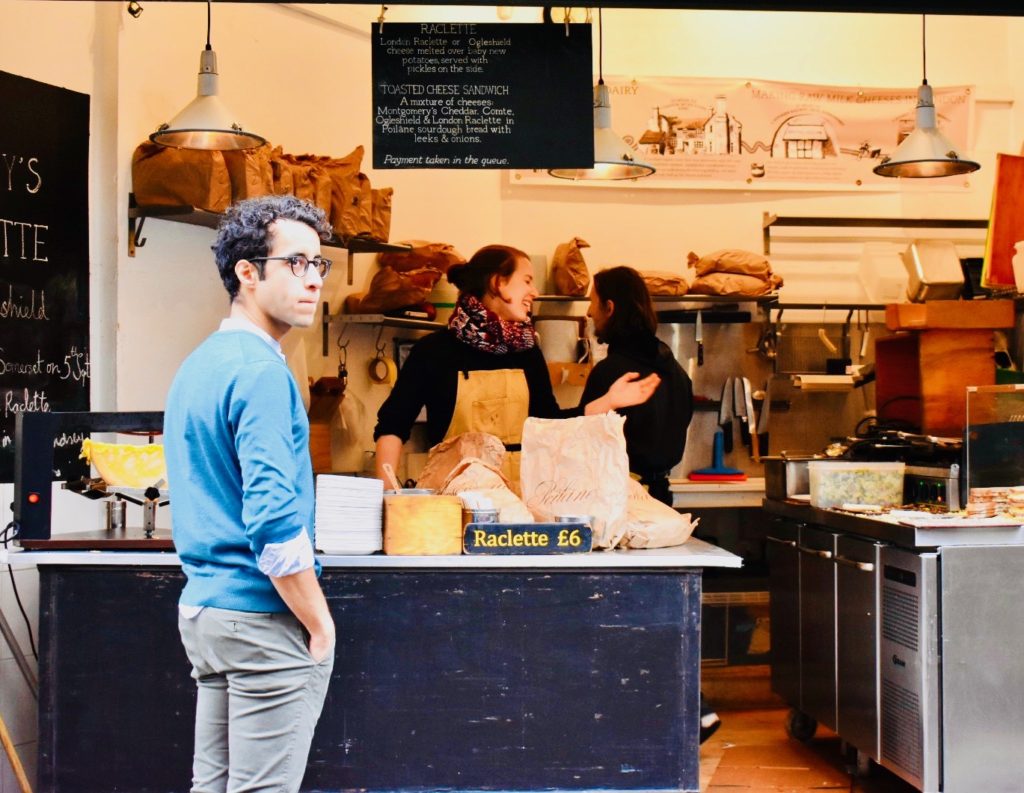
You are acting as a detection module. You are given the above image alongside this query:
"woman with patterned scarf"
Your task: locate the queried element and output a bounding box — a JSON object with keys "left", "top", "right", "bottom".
{"left": 374, "top": 244, "right": 659, "bottom": 484}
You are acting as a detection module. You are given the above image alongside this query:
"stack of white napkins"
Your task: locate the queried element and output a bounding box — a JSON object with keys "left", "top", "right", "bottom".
{"left": 314, "top": 475, "right": 384, "bottom": 555}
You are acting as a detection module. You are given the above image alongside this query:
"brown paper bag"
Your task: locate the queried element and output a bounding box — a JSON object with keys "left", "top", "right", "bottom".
{"left": 437, "top": 459, "right": 535, "bottom": 524}
{"left": 370, "top": 187, "right": 394, "bottom": 242}
{"left": 279, "top": 154, "right": 332, "bottom": 217}
{"left": 355, "top": 265, "right": 443, "bottom": 313}
{"left": 687, "top": 249, "right": 774, "bottom": 279}
{"left": 642, "top": 270, "right": 689, "bottom": 296}
{"left": 688, "top": 271, "right": 782, "bottom": 297}
{"left": 331, "top": 172, "right": 373, "bottom": 241}
{"left": 379, "top": 241, "right": 466, "bottom": 275}
{"left": 223, "top": 144, "right": 274, "bottom": 202}
{"left": 551, "top": 237, "right": 591, "bottom": 296}
{"left": 131, "top": 141, "right": 231, "bottom": 212}
{"left": 520, "top": 414, "right": 630, "bottom": 548}
{"left": 618, "top": 478, "right": 699, "bottom": 548}
{"left": 416, "top": 432, "right": 507, "bottom": 490}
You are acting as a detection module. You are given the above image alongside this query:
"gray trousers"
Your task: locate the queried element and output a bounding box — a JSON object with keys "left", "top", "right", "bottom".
{"left": 178, "top": 607, "right": 334, "bottom": 793}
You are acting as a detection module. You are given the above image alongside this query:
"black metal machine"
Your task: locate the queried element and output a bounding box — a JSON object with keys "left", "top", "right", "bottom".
{"left": 13, "top": 411, "right": 168, "bottom": 548}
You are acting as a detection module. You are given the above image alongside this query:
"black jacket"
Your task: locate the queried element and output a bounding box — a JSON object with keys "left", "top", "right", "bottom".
{"left": 580, "top": 333, "right": 693, "bottom": 477}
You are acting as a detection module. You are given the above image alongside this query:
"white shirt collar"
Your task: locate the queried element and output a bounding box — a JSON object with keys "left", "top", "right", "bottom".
{"left": 218, "top": 316, "right": 285, "bottom": 361}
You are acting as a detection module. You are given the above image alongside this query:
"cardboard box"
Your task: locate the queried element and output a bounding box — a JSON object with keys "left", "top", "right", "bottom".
{"left": 886, "top": 300, "right": 1014, "bottom": 331}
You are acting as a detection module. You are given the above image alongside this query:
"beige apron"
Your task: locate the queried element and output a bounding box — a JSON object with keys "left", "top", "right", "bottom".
{"left": 443, "top": 368, "right": 529, "bottom": 484}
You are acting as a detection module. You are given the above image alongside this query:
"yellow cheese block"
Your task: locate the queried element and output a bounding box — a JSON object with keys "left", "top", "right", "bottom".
{"left": 383, "top": 494, "right": 463, "bottom": 555}
{"left": 80, "top": 439, "right": 167, "bottom": 489}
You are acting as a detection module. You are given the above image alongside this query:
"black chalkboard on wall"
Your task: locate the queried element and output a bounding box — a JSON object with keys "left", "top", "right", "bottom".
{"left": 373, "top": 23, "right": 594, "bottom": 169}
{"left": 0, "top": 71, "right": 90, "bottom": 483}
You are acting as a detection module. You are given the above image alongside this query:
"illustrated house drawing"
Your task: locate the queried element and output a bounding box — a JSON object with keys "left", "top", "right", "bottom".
{"left": 771, "top": 114, "right": 839, "bottom": 159}
{"left": 703, "top": 95, "right": 742, "bottom": 154}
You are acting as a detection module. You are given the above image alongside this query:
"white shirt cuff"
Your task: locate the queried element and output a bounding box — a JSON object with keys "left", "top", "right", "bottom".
{"left": 257, "top": 530, "right": 315, "bottom": 578}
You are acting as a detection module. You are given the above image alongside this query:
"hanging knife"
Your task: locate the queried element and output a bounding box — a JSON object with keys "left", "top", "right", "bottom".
{"left": 695, "top": 311, "right": 704, "bottom": 367}
{"left": 756, "top": 378, "right": 772, "bottom": 459}
{"left": 733, "top": 377, "right": 750, "bottom": 451}
{"left": 718, "top": 377, "right": 734, "bottom": 454}
{"left": 742, "top": 377, "right": 757, "bottom": 460}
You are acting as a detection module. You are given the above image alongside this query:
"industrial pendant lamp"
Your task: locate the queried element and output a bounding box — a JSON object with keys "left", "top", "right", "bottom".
{"left": 873, "top": 15, "right": 979, "bottom": 178}
{"left": 548, "top": 9, "right": 655, "bottom": 181}
{"left": 150, "top": 0, "right": 266, "bottom": 150}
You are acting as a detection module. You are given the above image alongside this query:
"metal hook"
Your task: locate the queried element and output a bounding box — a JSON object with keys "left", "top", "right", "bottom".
{"left": 374, "top": 324, "right": 387, "bottom": 357}
{"left": 377, "top": 4, "right": 387, "bottom": 34}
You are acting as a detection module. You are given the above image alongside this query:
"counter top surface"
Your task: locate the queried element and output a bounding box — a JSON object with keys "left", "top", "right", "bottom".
{"left": 764, "top": 498, "right": 1024, "bottom": 548}
{"left": 3, "top": 536, "right": 741, "bottom": 569}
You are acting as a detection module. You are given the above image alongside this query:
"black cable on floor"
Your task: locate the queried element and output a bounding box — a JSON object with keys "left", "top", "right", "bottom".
{"left": 2, "top": 520, "right": 38, "bottom": 660}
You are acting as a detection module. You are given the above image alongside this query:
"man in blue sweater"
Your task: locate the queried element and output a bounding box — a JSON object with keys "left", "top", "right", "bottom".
{"left": 164, "top": 195, "right": 335, "bottom": 792}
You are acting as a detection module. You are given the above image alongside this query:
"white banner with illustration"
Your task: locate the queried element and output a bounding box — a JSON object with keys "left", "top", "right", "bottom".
{"left": 513, "top": 76, "right": 976, "bottom": 191}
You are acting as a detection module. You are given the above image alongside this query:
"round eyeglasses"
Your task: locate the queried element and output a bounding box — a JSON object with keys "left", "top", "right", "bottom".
{"left": 250, "top": 254, "right": 332, "bottom": 279}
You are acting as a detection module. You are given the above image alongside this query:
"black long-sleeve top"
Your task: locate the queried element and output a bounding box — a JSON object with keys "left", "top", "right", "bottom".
{"left": 374, "top": 329, "right": 575, "bottom": 446}
{"left": 579, "top": 333, "right": 694, "bottom": 476}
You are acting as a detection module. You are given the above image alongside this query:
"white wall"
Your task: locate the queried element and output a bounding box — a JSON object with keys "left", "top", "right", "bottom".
{"left": 1, "top": 4, "right": 1023, "bottom": 789}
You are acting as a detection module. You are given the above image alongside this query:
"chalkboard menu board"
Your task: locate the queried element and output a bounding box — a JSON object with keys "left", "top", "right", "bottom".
{"left": 0, "top": 71, "right": 90, "bottom": 482}
{"left": 373, "top": 23, "right": 594, "bottom": 170}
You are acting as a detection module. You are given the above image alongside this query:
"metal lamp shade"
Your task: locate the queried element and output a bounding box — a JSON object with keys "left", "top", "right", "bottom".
{"left": 549, "top": 83, "right": 655, "bottom": 181}
{"left": 150, "top": 49, "right": 265, "bottom": 151}
{"left": 873, "top": 82, "right": 979, "bottom": 178}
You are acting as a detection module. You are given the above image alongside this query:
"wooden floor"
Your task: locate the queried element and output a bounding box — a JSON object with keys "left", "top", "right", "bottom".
{"left": 699, "top": 708, "right": 920, "bottom": 793}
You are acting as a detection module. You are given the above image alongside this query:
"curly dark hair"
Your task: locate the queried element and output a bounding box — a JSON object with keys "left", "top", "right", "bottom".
{"left": 212, "top": 195, "right": 332, "bottom": 299}
{"left": 592, "top": 266, "right": 657, "bottom": 344}
{"left": 446, "top": 244, "right": 528, "bottom": 299}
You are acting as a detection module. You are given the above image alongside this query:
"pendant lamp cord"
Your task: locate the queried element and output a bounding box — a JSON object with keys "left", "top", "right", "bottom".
{"left": 921, "top": 14, "right": 927, "bottom": 85}
{"left": 206, "top": 0, "right": 212, "bottom": 51}
{"left": 598, "top": 7, "right": 604, "bottom": 86}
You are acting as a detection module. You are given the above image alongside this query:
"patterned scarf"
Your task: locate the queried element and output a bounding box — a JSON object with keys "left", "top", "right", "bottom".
{"left": 449, "top": 293, "right": 536, "bottom": 355}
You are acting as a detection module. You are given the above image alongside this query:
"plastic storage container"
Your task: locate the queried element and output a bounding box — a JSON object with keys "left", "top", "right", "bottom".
{"left": 808, "top": 461, "right": 905, "bottom": 509}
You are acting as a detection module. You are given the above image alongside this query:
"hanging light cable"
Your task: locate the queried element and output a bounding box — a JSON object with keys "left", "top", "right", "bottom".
{"left": 873, "top": 15, "right": 979, "bottom": 178}
{"left": 548, "top": 9, "right": 655, "bottom": 181}
{"left": 150, "top": 0, "right": 266, "bottom": 150}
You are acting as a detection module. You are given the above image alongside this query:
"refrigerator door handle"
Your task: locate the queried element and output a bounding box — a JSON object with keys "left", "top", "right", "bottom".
{"left": 798, "top": 545, "right": 833, "bottom": 559}
{"left": 835, "top": 554, "right": 875, "bottom": 572}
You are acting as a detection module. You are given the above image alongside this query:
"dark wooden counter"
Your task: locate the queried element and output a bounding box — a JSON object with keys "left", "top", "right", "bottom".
{"left": 30, "top": 549, "right": 732, "bottom": 793}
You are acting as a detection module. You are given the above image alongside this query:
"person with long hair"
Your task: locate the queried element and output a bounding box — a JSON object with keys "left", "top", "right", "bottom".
{"left": 374, "top": 245, "right": 659, "bottom": 481}
{"left": 584, "top": 265, "right": 720, "bottom": 742}
{"left": 584, "top": 266, "right": 694, "bottom": 505}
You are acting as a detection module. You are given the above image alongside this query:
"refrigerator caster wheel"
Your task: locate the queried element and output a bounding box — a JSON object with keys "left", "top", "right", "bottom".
{"left": 784, "top": 708, "right": 817, "bottom": 742}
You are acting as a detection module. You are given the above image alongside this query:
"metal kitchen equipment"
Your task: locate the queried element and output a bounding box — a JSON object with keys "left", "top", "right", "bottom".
{"left": 903, "top": 464, "right": 961, "bottom": 511}
{"left": 902, "top": 239, "right": 965, "bottom": 302}
{"left": 765, "top": 489, "right": 1024, "bottom": 793}
{"left": 763, "top": 453, "right": 820, "bottom": 500}
{"left": 14, "top": 411, "right": 167, "bottom": 548}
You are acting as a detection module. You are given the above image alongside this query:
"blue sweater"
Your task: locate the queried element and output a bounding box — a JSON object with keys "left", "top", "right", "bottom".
{"left": 164, "top": 330, "right": 316, "bottom": 613}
